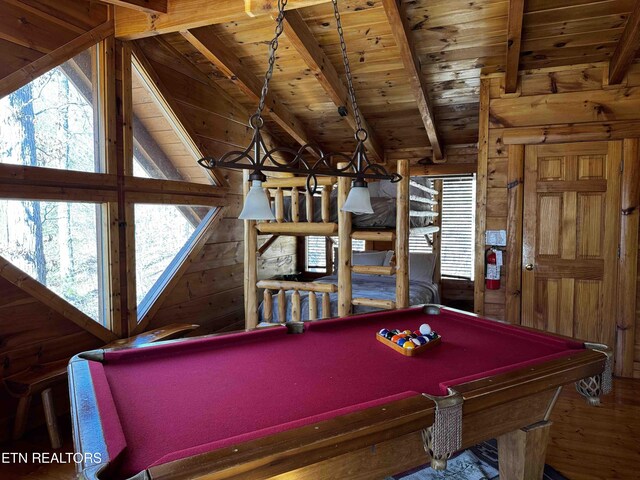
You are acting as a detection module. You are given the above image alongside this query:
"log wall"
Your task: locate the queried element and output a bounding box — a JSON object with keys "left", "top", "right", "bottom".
{"left": 475, "top": 62, "right": 640, "bottom": 378}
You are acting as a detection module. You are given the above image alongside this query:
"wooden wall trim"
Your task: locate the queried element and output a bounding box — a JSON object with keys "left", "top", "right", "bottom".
{"left": 616, "top": 138, "right": 640, "bottom": 376}
{"left": 505, "top": 144, "right": 524, "bottom": 324}
{"left": 0, "top": 20, "right": 114, "bottom": 99}
{"left": 502, "top": 121, "right": 640, "bottom": 145}
{"left": 0, "top": 255, "right": 117, "bottom": 343}
{"left": 474, "top": 78, "right": 491, "bottom": 315}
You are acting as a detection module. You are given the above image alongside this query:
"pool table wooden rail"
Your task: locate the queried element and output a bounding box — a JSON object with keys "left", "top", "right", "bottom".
{"left": 68, "top": 330, "right": 607, "bottom": 480}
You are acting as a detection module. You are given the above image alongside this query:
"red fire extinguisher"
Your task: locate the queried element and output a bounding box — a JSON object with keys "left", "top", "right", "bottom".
{"left": 485, "top": 247, "right": 500, "bottom": 290}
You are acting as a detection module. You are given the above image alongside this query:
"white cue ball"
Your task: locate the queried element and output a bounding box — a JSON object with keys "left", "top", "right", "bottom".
{"left": 419, "top": 323, "right": 432, "bottom": 335}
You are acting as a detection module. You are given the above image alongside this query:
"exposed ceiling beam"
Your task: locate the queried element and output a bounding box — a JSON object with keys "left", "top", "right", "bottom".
{"left": 608, "top": 3, "right": 640, "bottom": 85}
{"left": 282, "top": 10, "right": 384, "bottom": 163}
{"left": 381, "top": 0, "right": 443, "bottom": 160}
{"left": 115, "top": 0, "right": 332, "bottom": 39}
{"left": 181, "top": 26, "right": 319, "bottom": 150}
{"left": 505, "top": 0, "right": 525, "bottom": 94}
{"left": 100, "top": 0, "right": 167, "bottom": 14}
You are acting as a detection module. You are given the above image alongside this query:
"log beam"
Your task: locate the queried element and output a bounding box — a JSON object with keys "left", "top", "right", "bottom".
{"left": 505, "top": 0, "right": 525, "bottom": 94}
{"left": 282, "top": 11, "right": 384, "bottom": 162}
{"left": 381, "top": 0, "right": 443, "bottom": 160}
{"left": 608, "top": 3, "right": 640, "bottom": 85}
{"left": 100, "top": 0, "right": 167, "bottom": 14}
{"left": 181, "top": 27, "right": 318, "bottom": 149}
{"left": 114, "top": 0, "right": 332, "bottom": 39}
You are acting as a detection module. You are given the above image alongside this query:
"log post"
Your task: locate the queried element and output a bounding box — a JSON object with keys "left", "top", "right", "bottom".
{"left": 291, "top": 187, "right": 300, "bottom": 222}
{"left": 263, "top": 289, "right": 273, "bottom": 322}
{"left": 291, "top": 290, "right": 301, "bottom": 322}
{"left": 322, "top": 292, "right": 331, "bottom": 319}
{"left": 275, "top": 188, "right": 284, "bottom": 222}
{"left": 616, "top": 138, "right": 640, "bottom": 377}
{"left": 306, "top": 189, "right": 314, "bottom": 222}
{"left": 337, "top": 163, "right": 352, "bottom": 316}
{"left": 321, "top": 185, "right": 332, "bottom": 223}
{"left": 308, "top": 292, "right": 317, "bottom": 320}
{"left": 396, "top": 159, "right": 409, "bottom": 308}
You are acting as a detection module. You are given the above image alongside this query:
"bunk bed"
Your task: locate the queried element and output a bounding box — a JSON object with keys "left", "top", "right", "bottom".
{"left": 243, "top": 160, "right": 442, "bottom": 328}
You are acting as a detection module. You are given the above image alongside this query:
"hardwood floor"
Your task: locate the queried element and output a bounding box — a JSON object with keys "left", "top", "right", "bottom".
{"left": 1, "top": 379, "right": 638, "bottom": 480}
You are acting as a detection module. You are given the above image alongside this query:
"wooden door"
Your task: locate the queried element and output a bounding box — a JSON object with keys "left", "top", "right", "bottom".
{"left": 522, "top": 141, "right": 621, "bottom": 348}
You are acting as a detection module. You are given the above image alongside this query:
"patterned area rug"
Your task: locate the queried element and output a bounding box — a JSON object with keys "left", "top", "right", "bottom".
{"left": 386, "top": 440, "right": 568, "bottom": 480}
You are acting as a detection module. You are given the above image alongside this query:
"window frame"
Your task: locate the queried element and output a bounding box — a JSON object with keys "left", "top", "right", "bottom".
{"left": 0, "top": 39, "right": 227, "bottom": 338}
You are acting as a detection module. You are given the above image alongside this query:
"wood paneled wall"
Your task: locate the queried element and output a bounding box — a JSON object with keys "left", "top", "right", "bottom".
{"left": 133, "top": 39, "right": 297, "bottom": 334}
{"left": 475, "top": 62, "right": 640, "bottom": 378}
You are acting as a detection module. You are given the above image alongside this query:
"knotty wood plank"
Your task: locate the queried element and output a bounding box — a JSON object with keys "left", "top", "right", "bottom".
{"left": 100, "top": 0, "right": 167, "bottom": 14}
{"left": 181, "top": 27, "right": 319, "bottom": 151}
{"left": 282, "top": 10, "right": 384, "bottom": 162}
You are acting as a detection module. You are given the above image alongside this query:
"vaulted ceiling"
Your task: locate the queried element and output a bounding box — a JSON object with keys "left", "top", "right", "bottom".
{"left": 0, "top": 0, "right": 640, "bottom": 163}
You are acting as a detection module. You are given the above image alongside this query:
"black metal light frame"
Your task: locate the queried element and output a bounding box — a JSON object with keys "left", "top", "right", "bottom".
{"left": 197, "top": 0, "right": 401, "bottom": 194}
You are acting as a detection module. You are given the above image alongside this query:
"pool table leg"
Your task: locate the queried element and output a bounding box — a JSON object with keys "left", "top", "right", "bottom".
{"left": 497, "top": 420, "right": 552, "bottom": 480}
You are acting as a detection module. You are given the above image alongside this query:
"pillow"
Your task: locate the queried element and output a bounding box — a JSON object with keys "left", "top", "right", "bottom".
{"left": 409, "top": 252, "right": 437, "bottom": 283}
{"left": 333, "top": 249, "right": 388, "bottom": 273}
{"left": 352, "top": 250, "right": 388, "bottom": 267}
{"left": 383, "top": 250, "right": 395, "bottom": 267}
{"left": 378, "top": 180, "right": 397, "bottom": 198}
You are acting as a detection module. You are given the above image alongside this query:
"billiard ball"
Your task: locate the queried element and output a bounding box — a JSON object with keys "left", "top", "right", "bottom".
{"left": 419, "top": 323, "right": 432, "bottom": 335}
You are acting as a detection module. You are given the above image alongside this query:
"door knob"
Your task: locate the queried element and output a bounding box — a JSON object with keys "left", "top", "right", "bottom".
{"left": 525, "top": 264, "right": 534, "bottom": 271}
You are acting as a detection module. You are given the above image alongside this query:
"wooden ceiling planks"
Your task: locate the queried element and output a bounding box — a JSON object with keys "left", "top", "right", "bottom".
{"left": 100, "top": 0, "right": 167, "bottom": 14}
{"left": 1, "top": 0, "right": 636, "bottom": 162}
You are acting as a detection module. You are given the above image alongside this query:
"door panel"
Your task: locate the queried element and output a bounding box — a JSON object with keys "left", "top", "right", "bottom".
{"left": 522, "top": 142, "right": 621, "bottom": 348}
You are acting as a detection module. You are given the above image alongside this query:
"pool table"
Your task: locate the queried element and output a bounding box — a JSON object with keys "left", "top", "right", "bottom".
{"left": 68, "top": 305, "right": 611, "bottom": 480}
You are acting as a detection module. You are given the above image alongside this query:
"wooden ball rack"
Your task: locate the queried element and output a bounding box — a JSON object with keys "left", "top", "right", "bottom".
{"left": 376, "top": 332, "right": 441, "bottom": 357}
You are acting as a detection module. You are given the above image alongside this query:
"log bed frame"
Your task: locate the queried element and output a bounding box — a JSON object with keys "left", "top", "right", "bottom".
{"left": 243, "top": 159, "right": 442, "bottom": 328}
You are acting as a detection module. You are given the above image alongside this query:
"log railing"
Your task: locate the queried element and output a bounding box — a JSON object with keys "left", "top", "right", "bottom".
{"left": 257, "top": 280, "right": 337, "bottom": 322}
{"left": 257, "top": 177, "right": 338, "bottom": 236}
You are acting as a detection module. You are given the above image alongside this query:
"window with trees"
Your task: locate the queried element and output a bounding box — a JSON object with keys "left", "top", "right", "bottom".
{"left": 0, "top": 42, "right": 224, "bottom": 334}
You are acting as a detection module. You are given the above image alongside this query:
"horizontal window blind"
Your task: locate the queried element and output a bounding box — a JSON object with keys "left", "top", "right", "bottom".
{"left": 306, "top": 236, "right": 327, "bottom": 272}
{"left": 440, "top": 176, "right": 475, "bottom": 280}
{"left": 305, "top": 236, "right": 366, "bottom": 273}
{"left": 409, "top": 234, "right": 432, "bottom": 253}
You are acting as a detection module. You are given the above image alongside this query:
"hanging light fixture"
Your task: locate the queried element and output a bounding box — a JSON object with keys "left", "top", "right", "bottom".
{"left": 197, "top": 0, "right": 400, "bottom": 219}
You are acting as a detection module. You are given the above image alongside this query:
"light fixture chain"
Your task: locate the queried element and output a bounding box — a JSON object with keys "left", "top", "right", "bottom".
{"left": 257, "top": 0, "right": 289, "bottom": 118}
{"left": 332, "top": 0, "right": 362, "bottom": 131}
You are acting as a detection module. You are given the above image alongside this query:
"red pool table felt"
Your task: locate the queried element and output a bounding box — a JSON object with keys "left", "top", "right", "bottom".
{"left": 87, "top": 307, "right": 584, "bottom": 477}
